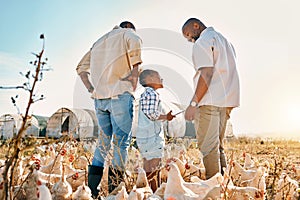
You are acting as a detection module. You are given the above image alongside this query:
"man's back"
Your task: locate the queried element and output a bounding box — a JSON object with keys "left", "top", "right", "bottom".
{"left": 90, "top": 27, "right": 142, "bottom": 99}
{"left": 193, "top": 27, "right": 240, "bottom": 107}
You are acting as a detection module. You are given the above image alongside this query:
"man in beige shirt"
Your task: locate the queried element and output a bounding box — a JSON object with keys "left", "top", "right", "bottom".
{"left": 76, "top": 21, "right": 142, "bottom": 197}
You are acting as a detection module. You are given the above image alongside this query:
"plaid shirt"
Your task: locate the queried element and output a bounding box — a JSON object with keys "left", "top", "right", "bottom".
{"left": 140, "top": 87, "right": 161, "bottom": 120}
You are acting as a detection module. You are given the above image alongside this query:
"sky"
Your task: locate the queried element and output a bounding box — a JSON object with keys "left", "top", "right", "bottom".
{"left": 0, "top": 0, "right": 299, "bottom": 139}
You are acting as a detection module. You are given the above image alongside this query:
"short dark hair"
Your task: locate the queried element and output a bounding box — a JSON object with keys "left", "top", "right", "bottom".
{"left": 119, "top": 21, "right": 136, "bottom": 31}
{"left": 139, "top": 69, "right": 158, "bottom": 87}
{"left": 182, "top": 18, "right": 203, "bottom": 31}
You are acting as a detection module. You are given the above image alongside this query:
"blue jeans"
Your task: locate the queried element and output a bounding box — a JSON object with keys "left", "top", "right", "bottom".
{"left": 92, "top": 92, "right": 134, "bottom": 169}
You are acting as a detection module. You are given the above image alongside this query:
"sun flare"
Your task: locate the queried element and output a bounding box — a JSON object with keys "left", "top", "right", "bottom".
{"left": 286, "top": 104, "right": 300, "bottom": 130}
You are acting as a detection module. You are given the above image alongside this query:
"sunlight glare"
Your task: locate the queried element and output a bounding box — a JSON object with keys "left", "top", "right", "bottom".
{"left": 286, "top": 104, "right": 300, "bottom": 130}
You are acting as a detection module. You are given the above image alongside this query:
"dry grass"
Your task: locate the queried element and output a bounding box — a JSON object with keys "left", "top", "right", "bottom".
{"left": 0, "top": 136, "right": 299, "bottom": 199}
{"left": 224, "top": 136, "right": 300, "bottom": 199}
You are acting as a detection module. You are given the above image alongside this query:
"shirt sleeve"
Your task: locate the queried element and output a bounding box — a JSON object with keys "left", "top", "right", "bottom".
{"left": 140, "top": 89, "right": 161, "bottom": 120}
{"left": 76, "top": 50, "right": 91, "bottom": 75}
{"left": 192, "top": 40, "right": 214, "bottom": 70}
{"left": 125, "top": 31, "right": 142, "bottom": 67}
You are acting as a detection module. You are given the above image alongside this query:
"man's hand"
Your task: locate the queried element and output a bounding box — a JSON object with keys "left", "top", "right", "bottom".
{"left": 184, "top": 105, "right": 197, "bottom": 121}
{"left": 121, "top": 73, "right": 138, "bottom": 91}
{"left": 121, "top": 64, "right": 139, "bottom": 91}
{"left": 79, "top": 72, "right": 94, "bottom": 93}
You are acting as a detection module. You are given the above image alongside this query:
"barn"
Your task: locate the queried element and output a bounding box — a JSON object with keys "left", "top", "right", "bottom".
{"left": 0, "top": 114, "right": 48, "bottom": 139}
{"left": 46, "top": 107, "right": 98, "bottom": 139}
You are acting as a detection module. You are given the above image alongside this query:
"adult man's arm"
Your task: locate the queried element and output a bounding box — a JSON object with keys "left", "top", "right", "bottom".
{"left": 185, "top": 67, "right": 214, "bottom": 120}
{"left": 130, "top": 63, "right": 139, "bottom": 91}
{"left": 79, "top": 72, "right": 94, "bottom": 93}
{"left": 76, "top": 50, "right": 94, "bottom": 93}
{"left": 126, "top": 31, "right": 142, "bottom": 91}
{"left": 120, "top": 63, "right": 140, "bottom": 91}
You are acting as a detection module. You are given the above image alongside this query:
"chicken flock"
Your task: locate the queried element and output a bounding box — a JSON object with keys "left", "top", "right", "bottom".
{"left": 0, "top": 139, "right": 299, "bottom": 200}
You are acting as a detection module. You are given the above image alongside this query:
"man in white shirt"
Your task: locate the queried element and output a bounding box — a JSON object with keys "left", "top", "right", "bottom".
{"left": 182, "top": 18, "right": 240, "bottom": 179}
{"left": 76, "top": 21, "right": 142, "bottom": 197}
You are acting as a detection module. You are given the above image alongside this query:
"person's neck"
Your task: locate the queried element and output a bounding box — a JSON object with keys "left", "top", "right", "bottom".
{"left": 145, "top": 84, "right": 162, "bottom": 90}
{"left": 145, "top": 85, "right": 156, "bottom": 90}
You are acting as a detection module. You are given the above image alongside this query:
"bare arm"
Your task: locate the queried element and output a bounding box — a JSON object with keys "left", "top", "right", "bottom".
{"left": 76, "top": 50, "right": 93, "bottom": 93}
{"left": 131, "top": 63, "right": 139, "bottom": 91}
{"left": 121, "top": 63, "right": 141, "bottom": 91}
{"left": 79, "top": 72, "right": 94, "bottom": 93}
{"left": 124, "top": 31, "right": 142, "bottom": 91}
{"left": 185, "top": 67, "right": 214, "bottom": 120}
{"left": 192, "top": 67, "right": 214, "bottom": 102}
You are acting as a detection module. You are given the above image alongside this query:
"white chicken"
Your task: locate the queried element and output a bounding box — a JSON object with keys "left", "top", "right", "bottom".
{"left": 105, "top": 185, "right": 128, "bottom": 200}
{"left": 146, "top": 196, "right": 162, "bottom": 200}
{"left": 23, "top": 169, "right": 39, "bottom": 200}
{"left": 39, "top": 144, "right": 57, "bottom": 166}
{"left": 241, "top": 166, "right": 267, "bottom": 193}
{"left": 185, "top": 160, "right": 206, "bottom": 180}
{"left": 115, "top": 186, "right": 129, "bottom": 200}
{"left": 164, "top": 162, "right": 203, "bottom": 200}
{"left": 227, "top": 185, "right": 264, "bottom": 200}
{"left": 178, "top": 149, "right": 188, "bottom": 164}
{"left": 37, "top": 170, "right": 62, "bottom": 185}
{"left": 109, "top": 182, "right": 126, "bottom": 196}
{"left": 51, "top": 163, "right": 72, "bottom": 200}
{"left": 83, "top": 140, "right": 97, "bottom": 154}
{"left": 203, "top": 185, "right": 264, "bottom": 200}
{"left": 243, "top": 152, "right": 256, "bottom": 169}
{"left": 136, "top": 167, "right": 149, "bottom": 188}
{"left": 72, "top": 183, "right": 93, "bottom": 200}
{"left": 160, "top": 167, "right": 168, "bottom": 183}
{"left": 40, "top": 154, "right": 63, "bottom": 175}
{"left": 190, "top": 172, "right": 223, "bottom": 188}
{"left": 167, "top": 157, "right": 205, "bottom": 181}
{"left": 37, "top": 179, "right": 52, "bottom": 200}
{"left": 275, "top": 172, "right": 299, "bottom": 200}
{"left": 128, "top": 186, "right": 144, "bottom": 200}
{"left": 166, "top": 157, "right": 185, "bottom": 176}
{"left": 164, "top": 142, "right": 187, "bottom": 161}
{"left": 134, "top": 168, "right": 153, "bottom": 198}
{"left": 126, "top": 146, "right": 143, "bottom": 174}
{"left": 231, "top": 160, "right": 258, "bottom": 182}
{"left": 66, "top": 171, "right": 86, "bottom": 191}
{"left": 73, "top": 156, "right": 89, "bottom": 170}
{"left": 147, "top": 183, "right": 165, "bottom": 200}
{"left": 181, "top": 172, "right": 225, "bottom": 198}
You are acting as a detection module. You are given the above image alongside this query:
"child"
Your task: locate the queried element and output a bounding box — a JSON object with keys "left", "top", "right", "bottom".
{"left": 136, "top": 69, "right": 175, "bottom": 192}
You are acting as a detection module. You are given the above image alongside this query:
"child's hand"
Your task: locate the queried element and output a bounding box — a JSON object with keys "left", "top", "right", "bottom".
{"left": 166, "top": 110, "right": 175, "bottom": 121}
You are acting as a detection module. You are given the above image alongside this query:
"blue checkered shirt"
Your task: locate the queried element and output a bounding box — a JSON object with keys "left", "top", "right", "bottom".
{"left": 140, "top": 87, "right": 161, "bottom": 120}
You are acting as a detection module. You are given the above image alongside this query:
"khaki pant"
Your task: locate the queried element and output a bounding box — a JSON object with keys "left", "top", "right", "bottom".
{"left": 194, "top": 105, "right": 232, "bottom": 179}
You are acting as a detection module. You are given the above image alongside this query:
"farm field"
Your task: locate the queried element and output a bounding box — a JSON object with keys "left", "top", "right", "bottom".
{"left": 224, "top": 136, "right": 300, "bottom": 199}
{"left": 0, "top": 136, "right": 299, "bottom": 199}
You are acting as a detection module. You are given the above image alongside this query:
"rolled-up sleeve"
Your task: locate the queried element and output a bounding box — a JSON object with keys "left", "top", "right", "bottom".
{"left": 76, "top": 50, "right": 91, "bottom": 75}
{"left": 126, "top": 32, "right": 142, "bottom": 67}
